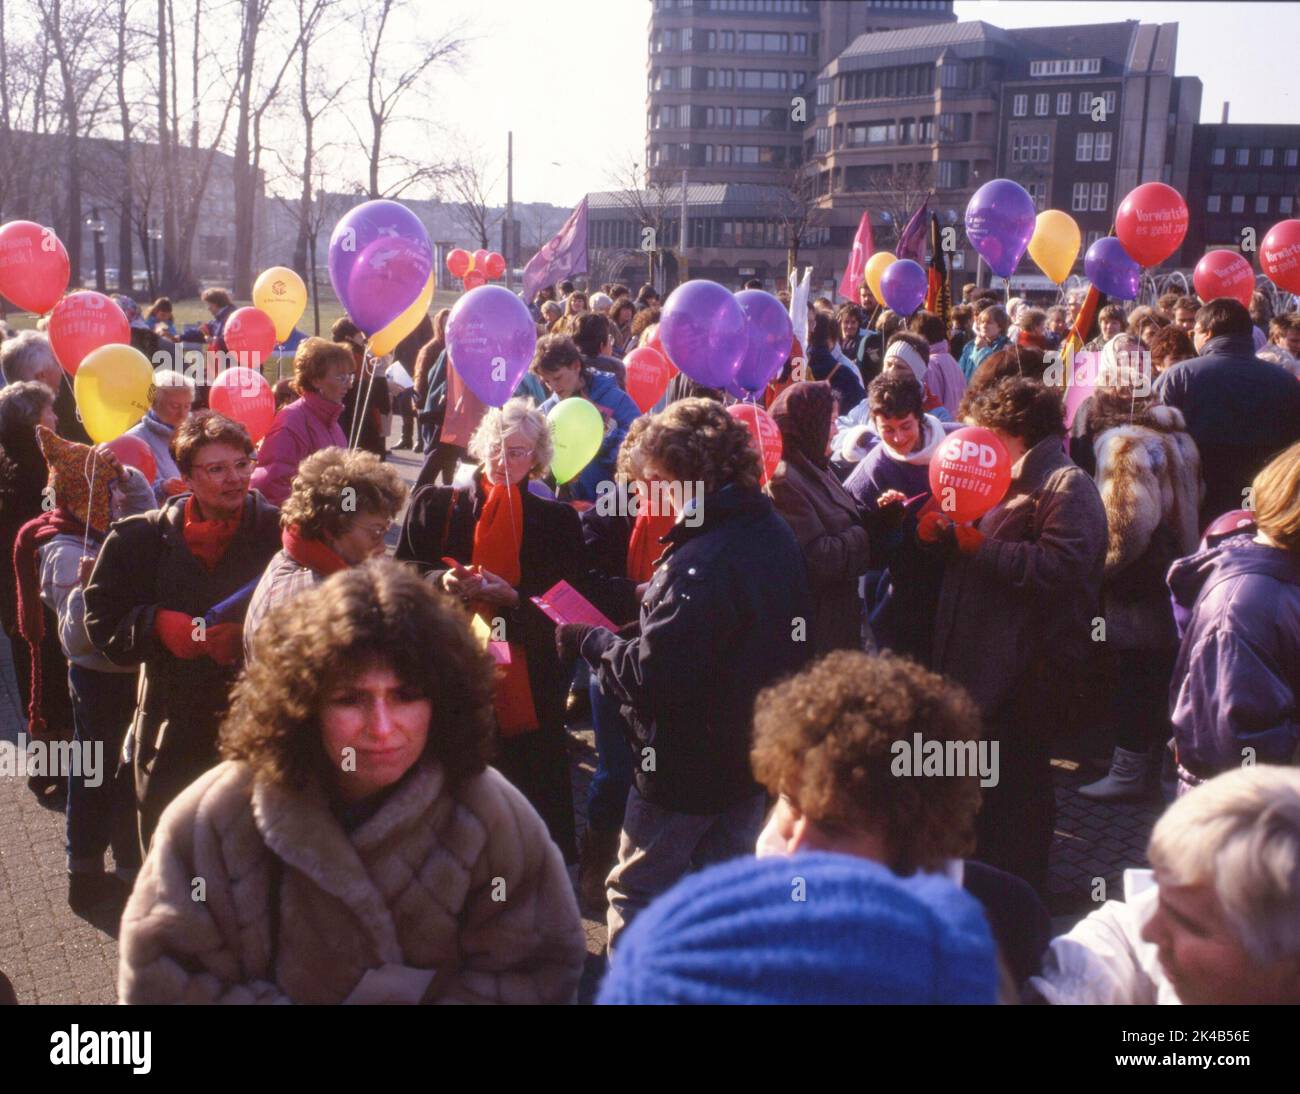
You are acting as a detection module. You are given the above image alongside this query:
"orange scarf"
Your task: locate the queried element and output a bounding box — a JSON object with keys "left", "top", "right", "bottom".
{"left": 184, "top": 496, "right": 241, "bottom": 573}
{"left": 626, "top": 508, "right": 675, "bottom": 584}
{"left": 472, "top": 481, "right": 537, "bottom": 736}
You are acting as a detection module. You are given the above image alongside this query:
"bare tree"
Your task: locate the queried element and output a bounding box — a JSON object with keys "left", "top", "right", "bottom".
{"left": 759, "top": 162, "right": 826, "bottom": 282}
{"left": 605, "top": 152, "right": 678, "bottom": 288}
{"left": 357, "top": 0, "right": 466, "bottom": 199}
{"left": 445, "top": 146, "right": 501, "bottom": 249}
{"left": 856, "top": 160, "right": 933, "bottom": 252}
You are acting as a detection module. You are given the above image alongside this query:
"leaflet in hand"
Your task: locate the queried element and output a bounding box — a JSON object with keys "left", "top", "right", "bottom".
{"left": 530, "top": 580, "right": 616, "bottom": 632}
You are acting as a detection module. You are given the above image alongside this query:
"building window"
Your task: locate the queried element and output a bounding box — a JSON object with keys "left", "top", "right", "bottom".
{"left": 816, "top": 80, "right": 831, "bottom": 106}
{"left": 1078, "top": 91, "right": 1091, "bottom": 114}
{"left": 1103, "top": 91, "right": 1116, "bottom": 115}
{"left": 1287, "top": 149, "right": 1299, "bottom": 167}
{"left": 1207, "top": 195, "right": 1221, "bottom": 213}
{"left": 1095, "top": 132, "right": 1112, "bottom": 161}
{"left": 1086, "top": 230, "right": 1103, "bottom": 248}
{"left": 1256, "top": 196, "right": 1270, "bottom": 214}
{"left": 1260, "top": 147, "right": 1275, "bottom": 166}
{"left": 1211, "top": 147, "right": 1225, "bottom": 165}
{"left": 1235, "top": 148, "right": 1250, "bottom": 166}
{"left": 1282, "top": 196, "right": 1295, "bottom": 215}
{"left": 1015, "top": 133, "right": 1051, "bottom": 162}
{"left": 1230, "top": 195, "right": 1245, "bottom": 213}
{"left": 1012, "top": 94, "right": 1027, "bottom": 117}
{"left": 1025, "top": 180, "right": 1048, "bottom": 210}
{"left": 935, "top": 161, "right": 968, "bottom": 189}
{"left": 1056, "top": 92, "right": 1071, "bottom": 115}
{"left": 815, "top": 127, "right": 829, "bottom": 154}
{"left": 1091, "top": 182, "right": 1108, "bottom": 212}
{"left": 1072, "top": 182, "right": 1089, "bottom": 212}
{"left": 1076, "top": 132, "right": 1094, "bottom": 161}
{"left": 1034, "top": 93, "right": 1049, "bottom": 116}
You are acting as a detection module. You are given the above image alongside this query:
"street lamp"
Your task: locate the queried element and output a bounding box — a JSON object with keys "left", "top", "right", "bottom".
{"left": 148, "top": 221, "right": 163, "bottom": 295}
{"left": 85, "top": 208, "right": 106, "bottom": 293}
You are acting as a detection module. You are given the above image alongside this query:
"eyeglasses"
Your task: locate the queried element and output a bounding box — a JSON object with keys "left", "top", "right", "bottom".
{"left": 195, "top": 458, "right": 253, "bottom": 477}
{"left": 498, "top": 446, "right": 534, "bottom": 462}
{"left": 353, "top": 519, "right": 393, "bottom": 542}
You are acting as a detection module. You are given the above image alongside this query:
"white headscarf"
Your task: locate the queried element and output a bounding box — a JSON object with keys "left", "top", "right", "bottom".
{"left": 883, "top": 340, "right": 929, "bottom": 385}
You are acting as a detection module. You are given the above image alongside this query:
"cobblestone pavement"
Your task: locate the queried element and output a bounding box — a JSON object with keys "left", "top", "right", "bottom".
{"left": 0, "top": 436, "right": 1161, "bottom": 1003}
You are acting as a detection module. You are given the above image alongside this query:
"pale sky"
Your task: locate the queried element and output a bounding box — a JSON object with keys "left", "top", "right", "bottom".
{"left": 457, "top": 0, "right": 1297, "bottom": 210}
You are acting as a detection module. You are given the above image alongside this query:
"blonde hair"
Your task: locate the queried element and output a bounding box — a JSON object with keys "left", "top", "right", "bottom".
{"left": 1148, "top": 765, "right": 1300, "bottom": 965}
{"left": 467, "top": 397, "right": 553, "bottom": 477}
{"left": 1252, "top": 440, "right": 1300, "bottom": 551}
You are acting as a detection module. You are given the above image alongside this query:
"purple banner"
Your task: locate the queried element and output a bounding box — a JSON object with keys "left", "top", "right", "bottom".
{"left": 523, "top": 197, "right": 589, "bottom": 303}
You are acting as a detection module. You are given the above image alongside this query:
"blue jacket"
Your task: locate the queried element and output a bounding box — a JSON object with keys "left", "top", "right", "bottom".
{"left": 808, "top": 346, "right": 865, "bottom": 415}
{"left": 958, "top": 334, "right": 1010, "bottom": 382}
{"left": 1167, "top": 536, "right": 1300, "bottom": 787}
{"left": 540, "top": 369, "right": 641, "bottom": 503}
{"left": 124, "top": 410, "right": 181, "bottom": 500}
{"left": 581, "top": 486, "right": 813, "bottom": 813}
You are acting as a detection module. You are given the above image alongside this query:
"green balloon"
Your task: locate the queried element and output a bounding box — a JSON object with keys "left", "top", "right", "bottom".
{"left": 547, "top": 397, "right": 604, "bottom": 485}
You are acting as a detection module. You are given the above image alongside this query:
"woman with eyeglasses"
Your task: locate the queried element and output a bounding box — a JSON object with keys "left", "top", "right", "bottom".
{"left": 394, "top": 398, "right": 583, "bottom": 862}
{"left": 84, "top": 411, "right": 282, "bottom": 854}
{"left": 251, "top": 337, "right": 354, "bottom": 506}
{"left": 243, "top": 447, "right": 407, "bottom": 659}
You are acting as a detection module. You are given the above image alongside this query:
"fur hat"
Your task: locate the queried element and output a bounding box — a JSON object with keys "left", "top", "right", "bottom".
{"left": 36, "top": 426, "right": 112, "bottom": 535}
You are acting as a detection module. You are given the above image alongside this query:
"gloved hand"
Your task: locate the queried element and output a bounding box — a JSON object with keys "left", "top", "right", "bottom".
{"left": 555, "top": 623, "right": 595, "bottom": 665}
{"left": 916, "top": 510, "right": 955, "bottom": 547}
{"left": 155, "top": 609, "right": 207, "bottom": 660}
{"left": 204, "top": 623, "right": 244, "bottom": 667}
{"left": 952, "top": 525, "right": 985, "bottom": 557}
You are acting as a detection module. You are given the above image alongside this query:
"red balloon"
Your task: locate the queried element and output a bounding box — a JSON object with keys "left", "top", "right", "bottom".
{"left": 473, "top": 249, "right": 491, "bottom": 274}
{"left": 927, "top": 426, "right": 1012, "bottom": 524}
{"left": 483, "top": 252, "right": 506, "bottom": 280}
{"left": 625, "top": 346, "right": 676, "bottom": 412}
{"left": 646, "top": 323, "right": 665, "bottom": 360}
{"left": 210, "top": 366, "right": 275, "bottom": 444}
{"left": 727, "top": 403, "right": 783, "bottom": 486}
{"left": 1260, "top": 219, "right": 1300, "bottom": 294}
{"left": 0, "top": 220, "right": 70, "bottom": 314}
{"left": 1115, "top": 182, "right": 1189, "bottom": 268}
{"left": 105, "top": 434, "right": 157, "bottom": 484}
{"left": 223, "top": 306, "right": 276, "bottom": 367}
{"left": 1193, "top": 250, "right": 1255, "bottom": 308}
{"left": 463, "top": 270, "right": 487, "bottom": 290}
{"left": 49, "top": 291, "right": 130, "bottom": 376}
{"left": 446, "top": 248, "right": 472, "bottom": 279}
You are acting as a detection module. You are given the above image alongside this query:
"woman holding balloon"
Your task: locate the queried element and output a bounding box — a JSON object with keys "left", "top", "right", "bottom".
{"left": 923, "top": 376, "right": 1108, "bottom": 894}
{"left": 394, "top": 398, "right": 582, "bottom": 863}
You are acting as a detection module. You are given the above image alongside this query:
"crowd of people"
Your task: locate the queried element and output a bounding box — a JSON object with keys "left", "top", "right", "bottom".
{"left": 0, "top": 262, "right": 1298, "bottom": 1007}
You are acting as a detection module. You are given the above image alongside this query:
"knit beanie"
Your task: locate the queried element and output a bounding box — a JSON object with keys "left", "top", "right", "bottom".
{"left": 36, "top": 425, "right": 111, "bottom": 536}
{"left": 597, "top": 852, "right": 998, "bottom": 1005}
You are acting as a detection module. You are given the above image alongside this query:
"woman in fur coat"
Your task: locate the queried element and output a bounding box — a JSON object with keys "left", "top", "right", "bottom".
{"left": 117, "top": 560, "right": 585, "bottom": 1004}
{"left": 1078, "top": 340, "right": 1202, "bottom": 800}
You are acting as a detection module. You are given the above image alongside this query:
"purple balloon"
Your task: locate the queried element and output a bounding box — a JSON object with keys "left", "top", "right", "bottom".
{"left": 733, "top": 289, "right": 794, "bottom": 394}
{"left": 1084, "top": 237, "right": 1141, "bottom": 300}
{"left": 964, "top": 179, "right": 1036, "bottom": 279}
{"left": 527, "top": 479, "right": 554, "bottom": 500}
{"left": 659, "top": 280, "right": 748, "bottom": 389}
{"left": 328, "top": 200, "right": 432, "bottom": 334}
{"left": 446, "top": 285, "right": 537, "bottom": 407}
{"left": 879, "top": 259, "right": 928, "bottom": 316}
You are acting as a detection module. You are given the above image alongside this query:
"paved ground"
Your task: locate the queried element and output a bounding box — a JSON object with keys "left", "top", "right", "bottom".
{"left": 0, "top": 430, "right": 1161, "bottom": 1003}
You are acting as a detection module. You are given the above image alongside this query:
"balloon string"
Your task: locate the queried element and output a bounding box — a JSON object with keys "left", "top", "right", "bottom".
{"left": 81, "top": 447, "right": 99, "bottom": 559}
{"left": 349, "top": 347, "right": 379, "bottom": 451}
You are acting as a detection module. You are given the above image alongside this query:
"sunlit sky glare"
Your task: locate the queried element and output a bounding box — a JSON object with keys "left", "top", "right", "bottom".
{"left": 443, "top": 0, "right": 1296, "bottom": 210}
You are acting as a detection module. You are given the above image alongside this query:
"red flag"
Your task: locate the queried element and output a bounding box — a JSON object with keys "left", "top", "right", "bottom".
{"left": 838, "top": 210, "right": 874, "bottom": 302}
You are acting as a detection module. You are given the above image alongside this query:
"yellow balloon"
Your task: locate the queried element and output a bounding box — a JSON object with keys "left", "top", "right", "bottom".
{"left": 865, "top": 251, "right": 897, "bottom": 305}
{"left": 368, "top": 273, "right": 434, "bottom": 357}
{"left": 252, "top": 266, "right": 308, "bottom": 344}
{"left": 1027, "top": 210, "right": 1082, "bottom": 285}
{"left": 74, "top": 343, "right": 155, "bottom": 443}
{"left": 547, "top": 397, "right": 604, "bottom": 485}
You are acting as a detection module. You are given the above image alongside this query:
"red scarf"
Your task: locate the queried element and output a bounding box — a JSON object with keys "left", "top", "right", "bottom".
{"left": 281, "top": 525, "right": 349, "bottom": 576}
{"left": 471, "top": 481, "right": 537, "bottom": 736}
{"left": 626, "top": 508, "right": 675, "bottom": 584}
{"left": 14, "top": 511, "right": 90, "bottom": 738}
{"left": 184, "top": 496, "right": 241, "bottom": 573}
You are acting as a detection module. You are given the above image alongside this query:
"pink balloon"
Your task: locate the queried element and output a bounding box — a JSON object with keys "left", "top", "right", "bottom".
{"left": 1193, "top": 250, "right": 1254, "bottom": 308}
{"left": 223, "top": 307, "right": 277, "bottom": 367}
{"left": 105, "top": 434, "right": 157, "bottom": 484}
{"left": 463, "top": 270, "right": 487, "bottom": 290}
{"left": 446, "top": 285, "right": 537, "bottom": 407}
{"left": 625, "top": 346, "right": 676, "bottom": 412}
{"left": 0, "top": 220, "right": 70, "bottom": 314}
{"left": 726, "top": 402, "right": 783, "bottom": 485}
{"left": 49, "top": 291, "right": 130, "bottom": 376}
{"left": 928, "top": 427, "right": 1012, "bottom": 523}
{"left": 210, "top": 367, "right": 275, "bottom": 444}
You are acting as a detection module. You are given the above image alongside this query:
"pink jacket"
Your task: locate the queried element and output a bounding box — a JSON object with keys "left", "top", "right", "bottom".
{"left": 926, "top": 341, "right": 968, "bottom": 418}
{"left": 250, "top": 392, "right": 347, "bottom": 506}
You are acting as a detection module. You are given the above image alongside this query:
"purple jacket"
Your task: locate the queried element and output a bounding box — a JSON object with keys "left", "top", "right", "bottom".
{"left": 1167, "top": 536, "right": 1300, "bottom": 786}
{"left": 250, "top": 392, "right": 347, "bottom": 506}
{"left": 844, "top": 416, "right": 961, "bottom": 510}
{"left": 926, "top": 342, "right": 967, "bottom": 418}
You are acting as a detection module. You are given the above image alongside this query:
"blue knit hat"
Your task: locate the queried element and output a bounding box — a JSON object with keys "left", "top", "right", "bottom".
{"left": 597, "top": 853, "right": 998, "bottom": 1005}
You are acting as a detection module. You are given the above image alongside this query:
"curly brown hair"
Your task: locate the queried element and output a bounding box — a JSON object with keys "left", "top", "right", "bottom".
{"left": 221, "top": 559, "right": 496, "bottom": 789}
{"left": 634, "top": 398, "right": 762, "bottom": 494}
{"left": 959, "top": 375, "right": 1064, "bottom": 448}
{"left": 629, "top": 306, "right": 661, "bottom": 343}
{"left": 172, "top": 410, "right": 254, "bottom": 475}
{"left": 751, "top": 650, "right": 983, "bottom": 873}
{"left": 293, "top": 336, "right": 354, "bottom": 396}
{"left": 616, "top": 414, "right": 655, "bottom": 482}
{"left": 279, "top": 447, "right": 407, "bottom": 539}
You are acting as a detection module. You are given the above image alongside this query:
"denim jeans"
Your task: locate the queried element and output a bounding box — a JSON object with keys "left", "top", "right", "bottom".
{"left": 587, "top": 675, "right": 634, "bottom": 834}
{"left": 67, "top": 665, "right": 140, "bottom": 874}
{"left": 606, "top": 788, "right": 767, "bottom": 954}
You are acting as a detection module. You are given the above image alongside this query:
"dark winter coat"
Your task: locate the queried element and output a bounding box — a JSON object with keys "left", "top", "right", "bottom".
{"left": 1154, "top": 334, "right": 1300, "bottom": 528}
{"left": 1167, "top": 537, "right": 1300, "bottom": 787}
{"left": 807, "top": 346, "right": 866, "bottom": 415}
{"left": 82, "top": 490, "right": 282, "bottom": 848}
{"left": 580, "top": 485, "right": 813, "bottom": 814}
